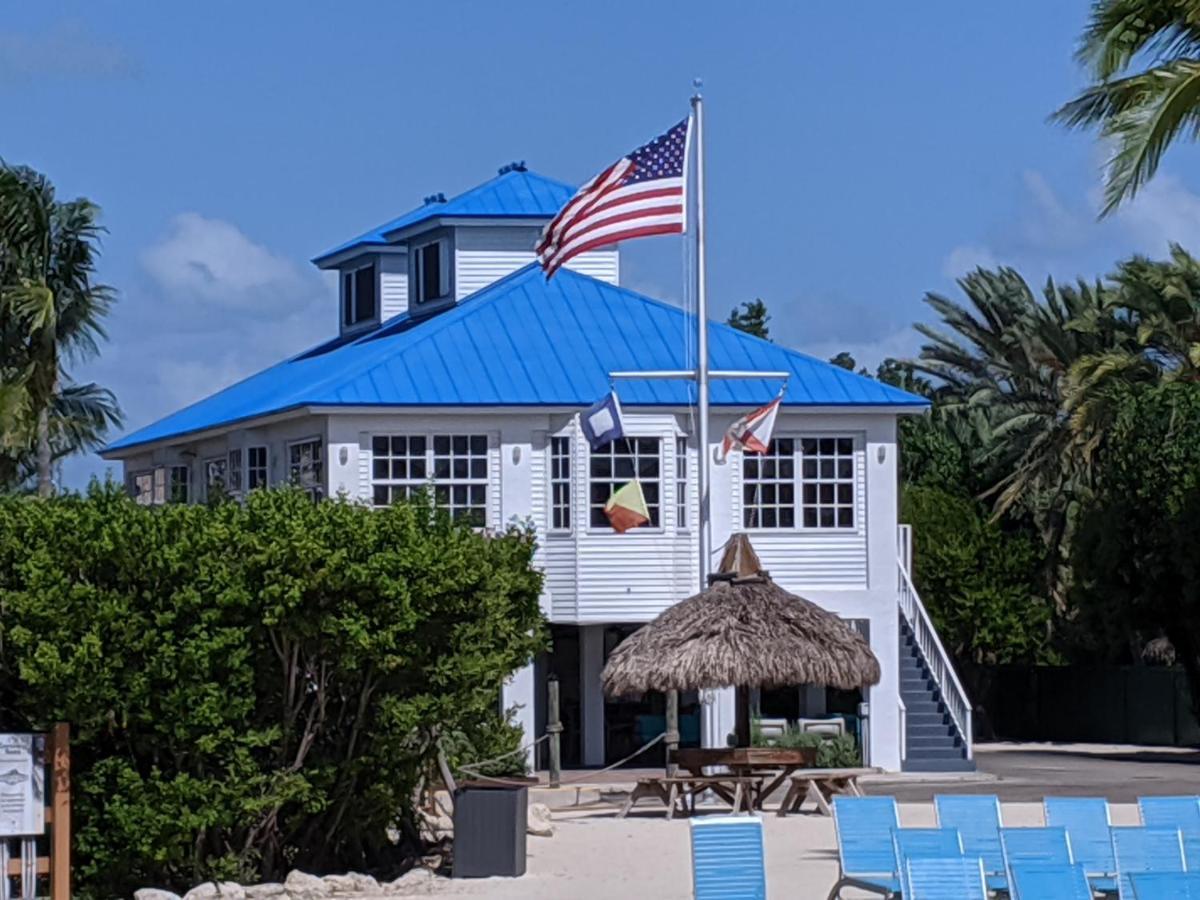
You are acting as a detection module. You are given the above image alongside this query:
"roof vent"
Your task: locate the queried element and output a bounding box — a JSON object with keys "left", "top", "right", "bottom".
{"left": 423, "top": 192, "right": 446, "bottom": 205}
{"left": 498, "top": 161, "right": 527, "bottom": 175}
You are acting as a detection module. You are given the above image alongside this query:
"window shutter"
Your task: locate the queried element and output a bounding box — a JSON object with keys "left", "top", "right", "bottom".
{"left": 438, "top": 240, "right": 451, "bottom": 298}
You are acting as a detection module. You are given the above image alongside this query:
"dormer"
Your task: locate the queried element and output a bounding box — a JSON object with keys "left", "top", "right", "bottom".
{"left": 312, "top": 164, "right": 620, "bottom": 332}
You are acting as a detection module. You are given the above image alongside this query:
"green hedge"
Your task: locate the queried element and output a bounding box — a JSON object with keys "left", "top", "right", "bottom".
{"left": 0, "top": 485, "right": 546, "bottom": 897}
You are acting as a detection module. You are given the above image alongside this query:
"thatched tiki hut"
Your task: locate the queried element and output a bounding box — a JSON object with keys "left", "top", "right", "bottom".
{"left": 601, "top": 533, "right": 881, "bottom": 747}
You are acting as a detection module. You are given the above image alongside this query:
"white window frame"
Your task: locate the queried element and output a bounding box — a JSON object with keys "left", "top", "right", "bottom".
{"left": 549, "top": 435, "right": 572, "bottom": 533}
{"left": 587, "top": 436, "right": 663, "bottom": 533}
{"left": 168, "top": 464, "right": 190, "bottom": 505}
{"left": 204, "top": 456, "right": 227, "bottom": 498}
{"left": 413, "top": 238, "right": 450, "bottom": 305}
{"left": 287, "top": 437, "right": 325, "bottom": 500}
{"left": 675, "top": 435, "right": 689, "bottom": 531}
{"left": 741, "top": 434, "right": 860, "bottom": 532}
{"left": 370, "top": 432, "right": 491, "bottom": 525}
{"left": 341, "top": 261, "right": 378, "bottom": 329}
{"left": 226, "top": 448, "right": 244, "bottom": 496}
{"left": 246, "top": 445, "right": 268, "bottom": 491}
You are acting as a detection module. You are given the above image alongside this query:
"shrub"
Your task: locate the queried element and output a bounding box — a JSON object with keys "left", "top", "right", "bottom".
{"left": 750, "top": 722, "right": 861, "bottom": 768}
{"left": 0, "top": 484, "right": 545, "bottom": 897}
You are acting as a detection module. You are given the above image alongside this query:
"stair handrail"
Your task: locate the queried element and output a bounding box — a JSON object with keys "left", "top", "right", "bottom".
{"left": 897, "top": 562, "right": 973, "bottom": 759}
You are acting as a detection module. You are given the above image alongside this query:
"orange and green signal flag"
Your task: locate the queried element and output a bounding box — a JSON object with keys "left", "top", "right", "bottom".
{"left": 604, "top": 480, "right": 650, "bottom": 534}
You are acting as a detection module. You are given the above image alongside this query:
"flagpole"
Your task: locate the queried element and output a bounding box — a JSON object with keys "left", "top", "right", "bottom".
{"left": 691, "top": 82, "right": 710, "bottom": 599}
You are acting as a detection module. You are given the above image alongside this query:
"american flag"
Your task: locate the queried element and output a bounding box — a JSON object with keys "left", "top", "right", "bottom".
{"left": 537, "top": 118, "right": 690, "bottom": 277}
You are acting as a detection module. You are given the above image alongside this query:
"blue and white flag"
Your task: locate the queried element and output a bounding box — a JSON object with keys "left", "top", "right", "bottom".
{"left": 580, "top": 391, "right": 624, "bottom": 450}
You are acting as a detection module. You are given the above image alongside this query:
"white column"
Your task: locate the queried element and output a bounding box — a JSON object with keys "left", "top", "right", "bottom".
{"left": 502, "top": 664, "right": 537, "bottom": 770}
{"left": 580, "top": 625, "right": 606, "bottom": 766}
{"left": 703, "top": 688, "right": 736, "bottom": 749}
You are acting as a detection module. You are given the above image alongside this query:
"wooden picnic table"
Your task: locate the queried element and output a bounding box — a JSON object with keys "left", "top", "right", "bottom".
{"left": 672, "top": 747, "right": 818, "bottom": 811}
{"left": 617, "top": 774, "right": 762, "bottom": 819}
{"left": 775, "top": 767, "right": 881, "bottom": 816}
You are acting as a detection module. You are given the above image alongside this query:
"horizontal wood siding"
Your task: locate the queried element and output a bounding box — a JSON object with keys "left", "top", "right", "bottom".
{"left": 380, "top": 269, "right": 408, "bottom": 320}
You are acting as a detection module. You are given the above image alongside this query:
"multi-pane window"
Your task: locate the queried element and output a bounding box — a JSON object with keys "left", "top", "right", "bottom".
{"left": 370, "top": 434, "right": 489, "bottom": 525}
{"left": 247, "top": 446, "right": 268, "bottom": 490}
{"left": 800, "top": 437, "right": 856, "bottom": 528}
{"left": 168, "top": 465, "right": 190, "bottom": 504}
{"left": 550, "top": 436, "right": 572, "bottom": 531}
{"left": 204, "top": 457, "right": 227, "bottom": 496}
{"left": 288, "top": 439, "right": 324, "bottom": 500}
{"left": 675, "top": 436, "right": 688, "bottom": 529}
{"left": 589, "top": 437, "right": 661, "bottom": 528}
{"left": 742, "top": 436, "right": 857, "bottom": 529}
{"left": 226, "top": 449, "right": 243, "bottom": 494}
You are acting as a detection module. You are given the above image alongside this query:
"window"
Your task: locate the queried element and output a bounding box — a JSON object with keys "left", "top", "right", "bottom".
{"left": 550, "top": 436, "right": 572, "bottom": 531}
{"left": 675, "top": 436, "right": 688, "bottom": 529}
{"left": 341, "top": 263, "right": 376, "bottom": 327}
{"left": 742, "top": 436, "right": 857, "bottom": 529}
{"left": 589, "top": 437, "right": 660, "bottom": 528}
{"left": 131, "top": 471, "right": 154, "bottom": 506}
{"left": 414, "top": 240, "right": 447, "bottom": 303}
{"left": 800, "top": 437, "right": 855, "bottom": 528}
{"left": 288, "top": 439, "right": 324, "bottom": 500}
{"left": 168, "top": 465, "right": 190, "bottom": 504}
{"left": 370, "top": 433, "right": 489, "bottom": 525}
{"left": 226, "top": 449, "right": 243, "bottom": 494}
{"left": 153, "top": 467, "right": 167, "bottom": 504}
{"left": 247, "top": 446, "right": 268, "bottom": 490}
{"left": 204, "top": 457, "right": 227, "bottom": 496}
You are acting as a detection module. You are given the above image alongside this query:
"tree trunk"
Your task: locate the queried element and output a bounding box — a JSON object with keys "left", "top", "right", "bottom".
{"left": 35, "top": 403, "right": 51, "bottom": 498}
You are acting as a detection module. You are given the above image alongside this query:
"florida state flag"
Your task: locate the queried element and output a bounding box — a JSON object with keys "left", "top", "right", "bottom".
{"left": 718, "top": 393, "right": 783, "bottom": 462}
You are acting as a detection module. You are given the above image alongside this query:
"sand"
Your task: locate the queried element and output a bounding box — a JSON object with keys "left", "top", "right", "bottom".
{"left": 414, "top": 801, "right": 1142, "bottom": 898}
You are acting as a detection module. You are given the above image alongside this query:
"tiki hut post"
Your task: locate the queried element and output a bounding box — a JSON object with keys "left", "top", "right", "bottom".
{"left": 665, "top": 689, "right": 679, "bottom": 776}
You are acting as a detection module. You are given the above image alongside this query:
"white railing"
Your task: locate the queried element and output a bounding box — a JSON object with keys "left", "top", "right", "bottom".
{"left": 897, "top": 562, "right": 973, "bottom": 759}
{"left": 898, "top": 695, "right": 907, "bottom": 763}
{"left": 897, "top": 523, "right": 913, "bottom": 578}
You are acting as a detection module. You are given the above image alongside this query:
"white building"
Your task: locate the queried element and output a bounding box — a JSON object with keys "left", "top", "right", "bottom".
{"left": 103, "top": 165, "right": 972, "bottom": 772}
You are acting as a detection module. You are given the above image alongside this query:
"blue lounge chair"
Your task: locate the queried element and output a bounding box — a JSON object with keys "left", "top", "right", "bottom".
{"left": 828, "top": 796, "right": 901, "bottom": 899}
{"left": 1111, "top": 826, "right": 1186, "bottom": 900}
{"left": 1139, "top": 796, "right": 1200, "bottom": 870}
{"left": 1008, "top": 862, "right": 1094, "bottom": 900}
{"left": 689, "top": 815, "right": 765, "bottom": 900}
{"left": 1131, "top": 871, "right": 1200, "bottom": 899}
{"left": 892, "top": 828, "right": 963, "bottom": 899}
{"left": 1001, "top": 826, "right": 1073, "bottom": 891}
{"left": 933, "top": 795, "right": 1005, "bottom": 890}
{"left": 904, "top": 857, "right": 988, "bottom": 900}
{"left": 1045, "top": 796, "right": 1117, "bottom": 893}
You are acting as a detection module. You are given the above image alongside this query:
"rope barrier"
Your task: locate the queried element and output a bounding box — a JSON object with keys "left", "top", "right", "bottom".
{"left": 455, "top": 731, "right": 667, "bottom": 788}
{"left": 453, "top": 732, "right": 549, "bottom": 775}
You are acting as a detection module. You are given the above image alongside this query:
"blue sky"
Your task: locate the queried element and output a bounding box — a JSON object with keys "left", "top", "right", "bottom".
{"left": 6, "top": 1, "right": 1200, "bottom": 488}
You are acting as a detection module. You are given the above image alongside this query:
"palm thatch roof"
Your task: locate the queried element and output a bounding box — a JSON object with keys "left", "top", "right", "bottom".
{"left": 601, "top": 534, "right": 881, "bottom": 697}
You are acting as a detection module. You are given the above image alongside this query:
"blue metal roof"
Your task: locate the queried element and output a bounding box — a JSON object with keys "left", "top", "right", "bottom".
{"left": 312, "top": 169, "right": 577, "bottom": 266}
{"left": 105, "top": 265, "right": 927, "bottom": 454}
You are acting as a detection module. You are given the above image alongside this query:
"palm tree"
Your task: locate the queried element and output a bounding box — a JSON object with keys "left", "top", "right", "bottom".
{"left": 1055, "top": 0, "right": 1200, "bottom": 215}
{"left": 0, "top": 164, "right": 121, "bottom": 495}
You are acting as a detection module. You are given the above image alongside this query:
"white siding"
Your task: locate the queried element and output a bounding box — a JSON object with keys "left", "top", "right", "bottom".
{"left": 455, "top": 225, "right": 619, "bottom": 299}
{"left": 379, "top": 254, "right": 408, "bottom": 320}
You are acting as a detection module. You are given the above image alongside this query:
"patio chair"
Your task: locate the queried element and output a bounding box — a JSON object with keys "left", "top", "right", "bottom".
{"left": 827, "top": 796, "right": 901, "bottom": 899}
{"left": 1045, "top": 796, "right": 1117, "bottom": 893}
{"left": 1111, "top": 826, "right": 1186, "bottom": 900}
{"left": 1007, "top": 862, "right": 1094, "bottom": 900}
{"left": 1139, "top": 795, "right": 1200, "bottom": 870}
{"left": 903, "top": 857, "right": 988, "bottom": 900}
{"left": 689, "top": 815, "right": 765, "bottom": 900}
{"left": 891, "top": 828, "right": 963, "bottom": 899}
{"left": 1130, "top": 871, "right": 1200, "bottom": 899}
{"left": 1000, "top": 826, "right": 1073, "bottom": 889}
{"left": 933, "top": 795, "right": 1005, "bottom": 891}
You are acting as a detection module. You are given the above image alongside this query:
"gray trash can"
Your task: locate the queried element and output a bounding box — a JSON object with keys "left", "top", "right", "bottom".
{"left": 451, "top": 780, "right": 534, "bottom": 878}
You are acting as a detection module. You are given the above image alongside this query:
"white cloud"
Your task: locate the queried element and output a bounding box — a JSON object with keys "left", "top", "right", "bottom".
{"left": 941, "top": 245, "right": 999, "bottom": 279}
{"left": 0, "top": 21, "right": 137, "bottom": 82}
{"left": 141, "top": 213, "right": 311, "bottom": 315}
{"left": 1111, "top": 174, "right": 1200, "bottom": 256}
{"left": 798, "top": 326, "right": 923, "bottom": 374}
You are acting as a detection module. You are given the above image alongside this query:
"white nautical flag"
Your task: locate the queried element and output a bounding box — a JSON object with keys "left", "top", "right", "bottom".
{"left": 580, "top": 391, "right": 625, "bottom": 451}
{"left": 718, "top": 392, "right": 783, "bottom": 462}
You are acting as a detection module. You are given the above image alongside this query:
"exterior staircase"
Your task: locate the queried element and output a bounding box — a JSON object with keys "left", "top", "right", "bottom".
{"left": 899, "top": 617, "right": 974, "bottom": 772}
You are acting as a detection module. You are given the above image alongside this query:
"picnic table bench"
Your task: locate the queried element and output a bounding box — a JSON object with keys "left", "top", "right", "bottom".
{"left": 618, "top": 774, "right": 763, "bottom": 819}
{"left": 775, "top": 767, "right": 881, "bottom": 817}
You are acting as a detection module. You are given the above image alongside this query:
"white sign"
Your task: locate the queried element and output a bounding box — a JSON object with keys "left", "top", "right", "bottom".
{"left": 0, "top": 735, "right": 44, "bottom": 837}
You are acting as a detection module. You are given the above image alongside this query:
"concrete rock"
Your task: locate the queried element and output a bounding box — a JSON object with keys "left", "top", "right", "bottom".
{"left": 283, "top": 871, "right": 330, "bottom": 899}
{"left": 243, "top": 885, "right": 287, "bottom": 899}
{"left": 182, "top": 883, "right": 244, "bottom": 900}
{"left": 135, "top": 890, "right": 182, "bottom": 900}
{"left": 322, "top": 873, "right": 379, "bottom": 895}
{"left": 527, "top": 802, "right": 555, "bottom": 837}
{"left": 383, "top": 868, "right": 436, "bottom": 895}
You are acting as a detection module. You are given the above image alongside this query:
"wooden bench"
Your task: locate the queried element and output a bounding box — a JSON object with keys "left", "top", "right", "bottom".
{"left": 618, "top": 774, "right": 763, "bottom": 819}
{"left": 775, "top": 767, "right": 881, "bottom": 817}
